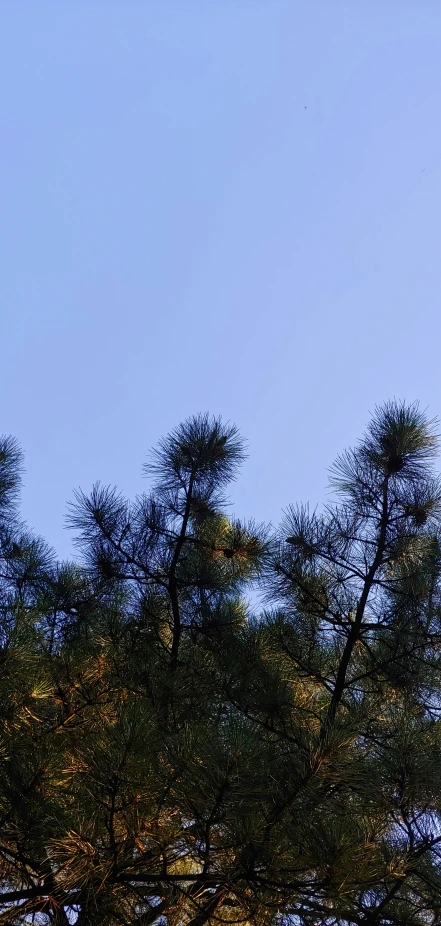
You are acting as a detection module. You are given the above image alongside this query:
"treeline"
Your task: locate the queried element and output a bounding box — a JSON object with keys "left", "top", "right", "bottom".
{"left": 1, "top": 403, "right": 441, "bottom": 926}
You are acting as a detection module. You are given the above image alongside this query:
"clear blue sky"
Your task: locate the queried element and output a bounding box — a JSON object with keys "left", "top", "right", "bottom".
{"left": 2, "top": 2, "right": 441, "bottom": 558}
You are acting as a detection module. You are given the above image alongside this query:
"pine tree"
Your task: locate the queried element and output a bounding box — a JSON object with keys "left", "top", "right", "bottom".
{"left": 1, "top": 403, "right": 441, "bottom": 926}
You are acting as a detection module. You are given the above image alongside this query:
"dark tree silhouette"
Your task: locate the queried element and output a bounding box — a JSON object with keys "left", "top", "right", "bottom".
{"left": 1, "top": 403, "right": 441, "bottom": 926}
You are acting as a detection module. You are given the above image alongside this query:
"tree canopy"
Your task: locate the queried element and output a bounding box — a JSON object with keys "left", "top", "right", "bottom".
{"left": 2, "top": 402, "right": 441, "bottom": 926}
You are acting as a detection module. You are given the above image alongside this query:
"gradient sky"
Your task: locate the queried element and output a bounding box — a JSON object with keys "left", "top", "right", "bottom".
{"left": 2, "top": 2, "right": 441, "bottom": 559}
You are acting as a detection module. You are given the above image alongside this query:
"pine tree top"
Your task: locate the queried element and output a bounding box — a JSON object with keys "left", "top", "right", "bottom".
{"left": 2, "top": 402, "right": 441, "bottom": 926}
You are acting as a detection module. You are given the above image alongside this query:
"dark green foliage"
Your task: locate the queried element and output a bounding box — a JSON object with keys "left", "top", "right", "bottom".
{"left": 2, "top": 403, "right": 441, "bottom": 925}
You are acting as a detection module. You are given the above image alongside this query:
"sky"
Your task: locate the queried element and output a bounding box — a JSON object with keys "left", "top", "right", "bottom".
{"left": 1, "top": 1, "right": 441, "bottom": 559}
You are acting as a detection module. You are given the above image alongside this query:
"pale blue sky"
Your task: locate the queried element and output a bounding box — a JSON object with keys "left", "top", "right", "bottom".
{"left": 2, "top": 2, "right": 441, "bottom": 557}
